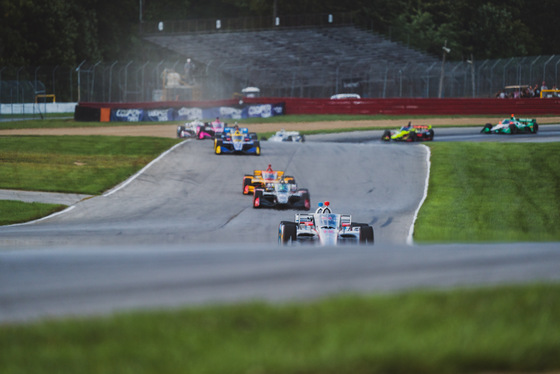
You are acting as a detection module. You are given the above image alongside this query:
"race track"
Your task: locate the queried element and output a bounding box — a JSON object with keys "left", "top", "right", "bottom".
{"left": 0, "top": 140, "right": 427, "bottom": 247}
{"left": 1, "top": 131, "right": 560, "bottom": 324}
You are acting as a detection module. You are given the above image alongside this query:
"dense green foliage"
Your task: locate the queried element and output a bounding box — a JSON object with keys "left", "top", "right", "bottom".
{"left": 1, "top": 284, "right": 559, "bottom": 373}
{"left": 415, "top": 142, "right": 560, "bottom": 242}
{"left": 1, "top": 0, "right": 559, "bottom": 67}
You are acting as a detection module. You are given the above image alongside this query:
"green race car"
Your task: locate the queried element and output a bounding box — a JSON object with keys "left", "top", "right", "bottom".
{"left": 481, "top": 115, "right": 538, "bottom": 134}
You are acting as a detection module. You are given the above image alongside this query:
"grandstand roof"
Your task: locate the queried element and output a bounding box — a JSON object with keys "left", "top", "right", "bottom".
{"left": 144, "top": 26, "right": 439, "bottom": 92}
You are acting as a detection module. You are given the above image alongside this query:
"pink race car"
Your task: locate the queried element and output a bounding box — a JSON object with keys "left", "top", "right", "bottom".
{"left": 177, "top": 118, "right": 227, "bottom": 139}
{"left": 197, "top": 118, "right": 226, "bottom": 139}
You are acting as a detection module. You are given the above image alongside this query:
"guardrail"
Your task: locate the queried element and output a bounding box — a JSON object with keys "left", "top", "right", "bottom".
{"left": 74, "top": 97, "right": 560, "bottom": 122}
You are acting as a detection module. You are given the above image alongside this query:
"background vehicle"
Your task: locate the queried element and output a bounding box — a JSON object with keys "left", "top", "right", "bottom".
{"left": 330, "top": 93, "right": 361, "bottom": 99}
{"left": 382, "top": 123, "right": 434, "bottom": 142}
{"left": 253, "top": 180, "right": 310, "bottom": 210}
{"left": 176, "top": 119, "right": 225, "bottom": 139}
{"left": 266, "top": 129, "right": 305, "bottom": 143}
{"left": 278, "top": 201, "right": 374, "bottom": 246}
{"left": 197, "top": 118, "right": 226, "bottom": 139}
{"left": 243, "top": 165, "right": 295, "bottom": 195}
{"left": 481, "top": 115, "right": 538, "bottom": 134}
{"left": 176, "top": 120, "right": 204, "bottom": 138}
{"left": 214, "top": 126, "right": 260, "bottom": 155}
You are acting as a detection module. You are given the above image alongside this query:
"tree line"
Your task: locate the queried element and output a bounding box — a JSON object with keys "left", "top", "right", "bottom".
{"left": 1, "top": 0, "right": 559, "bottom": 68}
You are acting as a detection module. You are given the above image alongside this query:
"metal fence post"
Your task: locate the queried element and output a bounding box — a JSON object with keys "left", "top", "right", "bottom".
{"left": 90, "top": 60, "right": 102, "bottom": 102}
{"left": 75, "top": 60, "right": 86, "bottom": 103}
{"left": 424, "top": 62, "right": 436, "bottom": 98}
{"left": 555, "top": 57, "right": 560, "bottom": 86}
{"left": 123, "top": 61, "right": 133, "bottom": 102}
{"left": 529, "top": 56, "right": 540, "bottom": 85}
{"left": 542, "top": 55, "right": 555, "bottom": 86}
{"left": 488, "top": 59, "right": 501, "bottom": 97}
{"left": 109, "top": 61, "right": 118, "bottom": 102}
{"left": 502, "top": 58, "right": 514, "bottom": 89}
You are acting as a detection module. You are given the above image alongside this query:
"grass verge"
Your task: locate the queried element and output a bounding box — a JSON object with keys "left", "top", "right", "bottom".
{"left": 414, "top": 142, "right": 560, "bottom": 242}
{"left": 1, "top": 283, "right": 559, "bottom": 374}
{"left": 0, "top": 200, "right": 66, "bottom": 226}
{"left": 0, "top": 135, "right": 182, "bottom": 195}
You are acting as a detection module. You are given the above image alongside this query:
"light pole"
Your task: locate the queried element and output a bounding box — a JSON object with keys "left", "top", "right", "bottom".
{"left": 438, "top": 40, "right": 451, "bottom": 98}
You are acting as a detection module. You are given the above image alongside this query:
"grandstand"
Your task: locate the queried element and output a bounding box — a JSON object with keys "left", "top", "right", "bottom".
{"left": 144, "top": 25, "right": 439, "bottom": 98}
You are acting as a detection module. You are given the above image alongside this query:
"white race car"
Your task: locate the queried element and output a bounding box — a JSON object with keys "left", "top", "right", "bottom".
{"left": 253, "top": 179, "right": 310, "bottom": 210}
{"left": 177, "top": 119, "right": 204, "bottom": 138}
{"left": 267, "top": 129, "right": 305, "bottom": 143}
{"left": 278, "top": 201, "right": 374, "bottom": 245}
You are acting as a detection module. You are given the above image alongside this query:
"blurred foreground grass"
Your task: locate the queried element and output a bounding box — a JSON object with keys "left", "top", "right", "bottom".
{"left": 1, "top": 284, "right": 559, "bottom": 374}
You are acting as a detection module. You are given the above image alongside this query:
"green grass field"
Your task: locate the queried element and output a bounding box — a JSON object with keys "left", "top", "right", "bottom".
{"left": 0, "top": 135, "right": 181, "bottom": 195}
{"left": 415, "top": 142, "right": 560, "bottom": 242}
{"left": 0, "top": 200, "right": 66, "bottom": 226}
{"left": 1, "top": 284, "right": 559, "bottom": 374}
{"left": 0, "top": 135, "right": 181, "bottom": 225}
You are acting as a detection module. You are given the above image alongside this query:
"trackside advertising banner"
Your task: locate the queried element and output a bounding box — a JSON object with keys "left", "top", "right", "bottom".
{"left": 110, "top": 103, "right": 285, "bottom": 122}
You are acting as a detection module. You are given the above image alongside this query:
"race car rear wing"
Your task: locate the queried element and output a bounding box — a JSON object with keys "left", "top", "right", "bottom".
{"left": 340, "top": 214, "right": 352, "bottom": 227}
{"left": 224, "top": 127, "right": 249, "bottom": 134}
{"left": 295, "top": 213, "right": 314, "bottom": 225}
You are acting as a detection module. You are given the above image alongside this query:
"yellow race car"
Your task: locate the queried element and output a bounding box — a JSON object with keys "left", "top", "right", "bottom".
{"left": 381, "top": 123, "right": 434, "bottom": 142}
{"left": 214, "top": 126, "right": 260, "bottom": 155}
{"left": 242, "top": 164, "right": 295, "bottom": 195}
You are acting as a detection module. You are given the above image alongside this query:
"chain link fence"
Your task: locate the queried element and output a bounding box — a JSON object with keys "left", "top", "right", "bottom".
{"left": 2, "top": 55, "right": 559, "bottom": 119}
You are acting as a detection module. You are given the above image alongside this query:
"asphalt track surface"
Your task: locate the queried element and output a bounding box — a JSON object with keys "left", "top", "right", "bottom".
{"left": 1, "top": 127, "right": 560, "bottom": 324}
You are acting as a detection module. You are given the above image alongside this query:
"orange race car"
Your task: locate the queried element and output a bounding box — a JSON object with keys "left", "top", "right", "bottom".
{"left": 242, "top": 164, "right": 295, "bottom": 195}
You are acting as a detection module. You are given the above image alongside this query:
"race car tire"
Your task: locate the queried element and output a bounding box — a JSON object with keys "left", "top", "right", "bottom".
{"left": 532, "top": 123, "right": 539, "bottom": 133}
{"left": 299, "top": 189, "right": 311, "bottom": 211}
{"left": 381, "top": 130, "right": 391, "bottom": 142}
{"left": 406, "top": 132, "right": 416, "bottom": 142}
{"left": 243, "top": 176, "right": 253, "bottom": 195}
{"left": 481, "top": 124, "right": 492, "bottom": 134}
{"left": 215, "top": 140, "right": 223, "bottom": 155}
{"left": 427, "top": 129, "right": 435, "bottom": 140}
{"left": 301, "top": 134, "right": 306, "bottom": 142}
{"left": 278, "top": 221, "right": 297, "bottom": 245}
{"left": 509, "top": 124, "right": 518, "bottom": 134}
{"left": 254, "top": 142, "right": 261, "bottom": 156}
{"left": 359, "top": 225, "right": 374, "bottom": 244}
{"left": 253, "top": 189, "right": 263, "bottom": 209}
{"left": 249, "top": 132, "right": 258, "bottom": 140}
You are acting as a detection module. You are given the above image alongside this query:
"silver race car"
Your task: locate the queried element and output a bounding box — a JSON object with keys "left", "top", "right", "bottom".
{"left": 253, "top": 179, "right": 310, "bottom": 210}
{"left": 278, "top": 201, "right": 374, "bottom": 245}
{"left": 267, "top": 129, "right": 305, "bottom": 142}
{"left": 177, "top": 119, "right": 204, "bottom": 138}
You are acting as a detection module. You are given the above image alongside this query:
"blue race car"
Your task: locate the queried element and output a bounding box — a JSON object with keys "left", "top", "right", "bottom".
{"left": 214, "top": 127, "right": 260, "bottom": 155}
